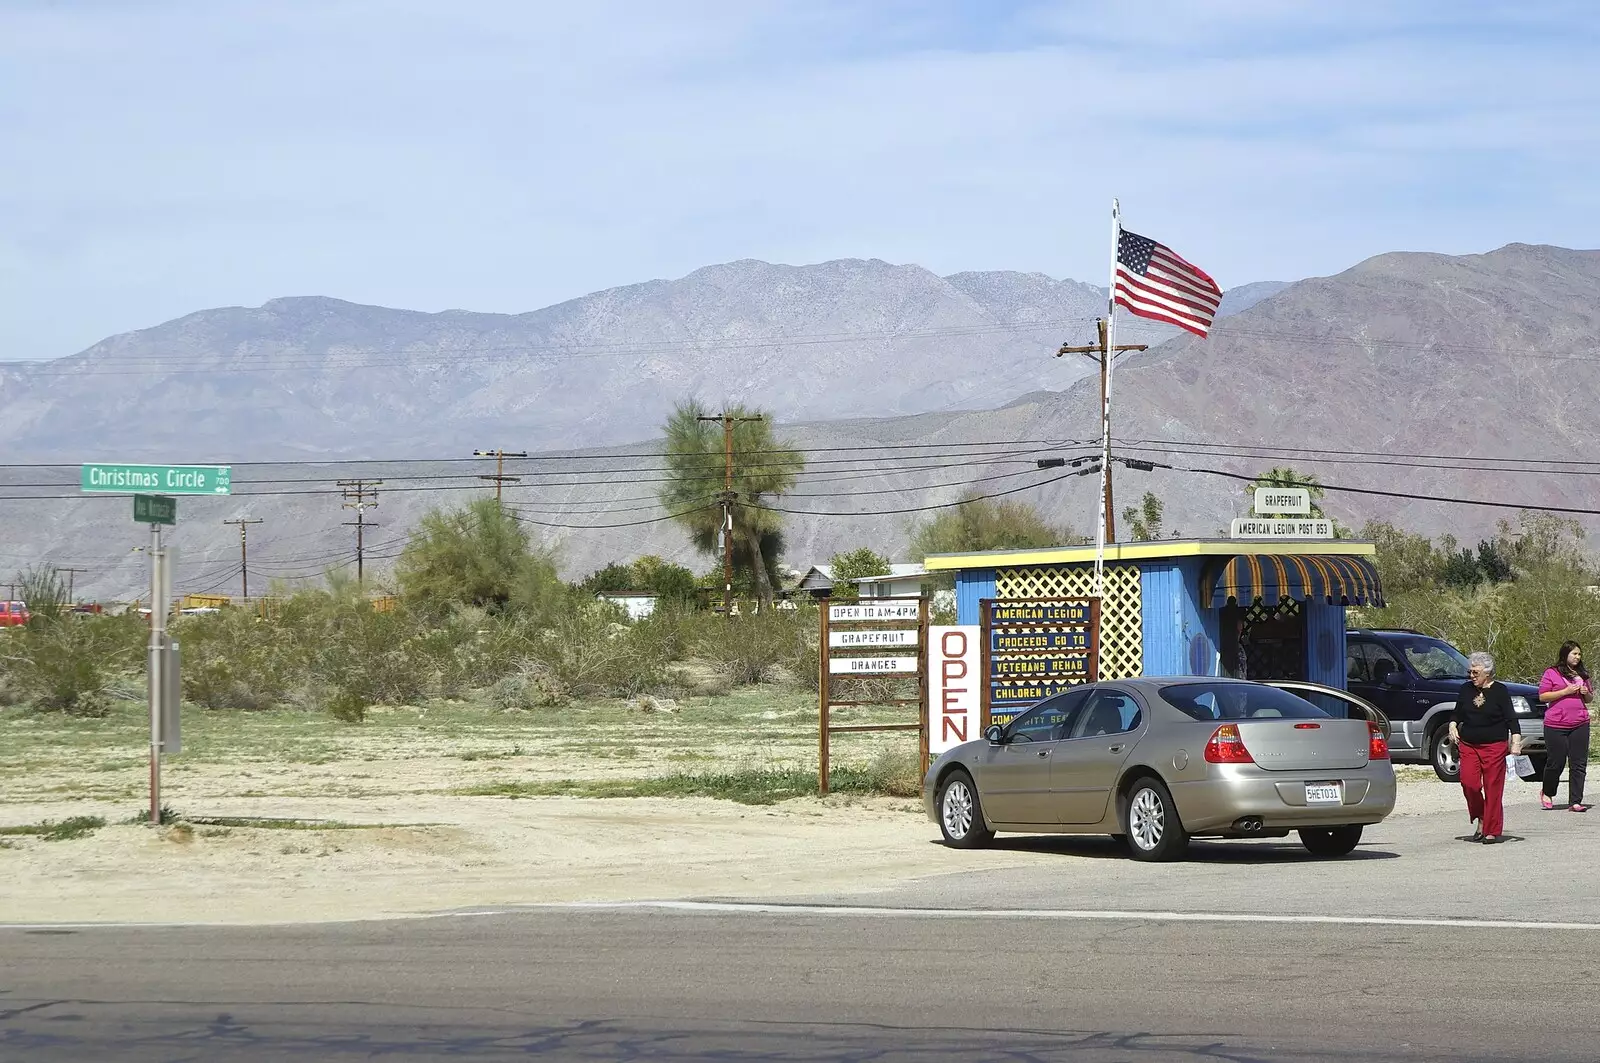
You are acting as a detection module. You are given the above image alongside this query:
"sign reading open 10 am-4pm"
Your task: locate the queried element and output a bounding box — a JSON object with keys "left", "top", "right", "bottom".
{"left": 81, "top": 463, "right": 232, "bottom": 496}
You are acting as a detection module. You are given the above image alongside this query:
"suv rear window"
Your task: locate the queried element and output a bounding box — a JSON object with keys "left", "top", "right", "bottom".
{"left": 1162, "top": 682, "right": 1332, "bottom": 721}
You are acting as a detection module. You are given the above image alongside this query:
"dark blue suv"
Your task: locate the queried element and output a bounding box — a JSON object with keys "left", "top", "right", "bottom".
{"left": 1346, "top": 629, "right": 1546, "bottom": 782}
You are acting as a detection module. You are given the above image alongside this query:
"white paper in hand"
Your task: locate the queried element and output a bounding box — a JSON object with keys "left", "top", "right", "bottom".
{"left": 1507, "top": 753, "right": 1538, "bottom": 781}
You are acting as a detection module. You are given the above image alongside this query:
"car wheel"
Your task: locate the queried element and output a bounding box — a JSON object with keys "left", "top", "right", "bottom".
{"left": 1430, "top": 726, "right": 1460, "bottom": 782}
{"left": 936, "top": 771, "right": 993, "bottom": 848}
{"left": 1121, "top": 778, "right": 1189, "bottom": 862}
{"left": 1298, "top": 825, "right": 1364, "bottom": 858}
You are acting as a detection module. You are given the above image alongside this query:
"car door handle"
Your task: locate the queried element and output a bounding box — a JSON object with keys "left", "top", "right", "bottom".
{"left": 1107, "top": 744, "right": 1125, "bottom": 754}
{"left": 1037, "top": 749, "right": 1050, "bottom": 758}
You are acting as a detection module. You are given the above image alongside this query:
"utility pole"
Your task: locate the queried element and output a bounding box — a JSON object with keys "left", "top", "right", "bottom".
{"left": 222, "top": 518, "right": 263, "bottom": 598}
{"left": 1058, "top": 317, "right": 1147, "bottom": 543}
{"left": 696, "top": 412, "right": 762, "bottom": 616}
{"left": 58, "top": 567, "right": 88, "bottom": 603}
{"left": 338, "top": 480, "right": 382, "bottom": 582}
{"left": 472, "top": 448, "right": 528, "bottom": 505}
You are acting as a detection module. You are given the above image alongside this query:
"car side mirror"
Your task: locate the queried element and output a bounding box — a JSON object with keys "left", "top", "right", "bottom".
{"left": 1381, "top": 670, "right": 1411, "bottom": 689}
{"left": 984, "top": 724, "right": 1005, "bottom": 744}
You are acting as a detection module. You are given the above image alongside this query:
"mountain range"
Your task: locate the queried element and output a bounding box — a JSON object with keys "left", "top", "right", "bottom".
{"left": 1, "top": 243, "right": 1594, "bottom": 601}
{"left": 0, "top": 261, "right": 1281, "bottom": 462}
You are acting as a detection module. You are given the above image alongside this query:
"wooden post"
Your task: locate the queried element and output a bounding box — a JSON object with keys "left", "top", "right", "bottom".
{"left": 1089, "top": 597, "right": 1103, "bottom": 682}
{"left": 818, "top": 602, "right": 831, "bottom": 795}
{"left": 979, "top": 598, "right": 993, "bottom": 731}
{"left": 917, "top": 596, "right": 930, "bottom": 774}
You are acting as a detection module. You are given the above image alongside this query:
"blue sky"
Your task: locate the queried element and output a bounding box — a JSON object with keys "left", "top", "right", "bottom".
{"left": 2, "top": 0, "right": 1596, "bottom": 359}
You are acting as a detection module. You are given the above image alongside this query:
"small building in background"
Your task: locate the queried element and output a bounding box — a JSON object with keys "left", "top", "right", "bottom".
{"left": 596, "top": 592, "right": 658, "bottom": 620}
{"left": 796, "top": 563, "right": 927, "bottom": 599}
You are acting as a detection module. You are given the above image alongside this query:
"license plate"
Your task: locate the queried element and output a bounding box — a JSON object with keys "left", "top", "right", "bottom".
{"left": 1305, "top": 783, "right": 1343, "bottom": 805}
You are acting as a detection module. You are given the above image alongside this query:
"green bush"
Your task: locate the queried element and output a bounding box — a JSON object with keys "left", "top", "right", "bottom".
{"left": 526, "top": 604, "right": 669, "bottom": 703}
{"left": 324, "top": 687, "right": 369, "bottom": 724}
{"left": 696, "top": 608, "right": 816, "bottom": 687}
{"left": 173, "top": 609, "right": 292, "bottom": 710}
{"left": 4, "top": 615, "right": 141, "bottom": 714}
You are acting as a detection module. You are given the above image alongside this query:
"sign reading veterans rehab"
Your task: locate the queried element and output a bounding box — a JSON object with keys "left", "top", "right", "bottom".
{"left": 82, "top": 463, "right": 232, "bottom": 496}
{"left": 990, "top": 655, "right": 1090, "bottom": 680}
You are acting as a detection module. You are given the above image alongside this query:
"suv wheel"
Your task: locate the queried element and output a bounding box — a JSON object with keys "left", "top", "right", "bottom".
{"left": 1430, "top": 725, "right": 1460, "bottom": 783}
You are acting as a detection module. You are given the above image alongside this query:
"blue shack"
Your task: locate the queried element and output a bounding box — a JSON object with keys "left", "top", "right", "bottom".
{"left": 923, "top": 540, "right": 1386, "bottom": 688}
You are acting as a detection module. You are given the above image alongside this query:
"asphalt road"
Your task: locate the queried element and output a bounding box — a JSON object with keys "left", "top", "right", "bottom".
{"left": 6, "top": 906, "right": 1598, "bottom": 1062}
{"left": 6, "top": 807, "right": 1599, "bottom": 1062}
{"left": 776, "top": 797, "right": 1600, "bottom": 922}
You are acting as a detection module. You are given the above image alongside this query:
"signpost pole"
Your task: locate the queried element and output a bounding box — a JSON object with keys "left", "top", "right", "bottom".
{"left": 1093, "top": 199, "right": 1122, "bottom": 601}
{"left": 818, "top": 604, "right": 831, "bottom": 795}
{"left": 147, "top": 523, "right": 164, "bottom": 826}
{"left": 917, "top": 597, "right": 930, "bottom": 774}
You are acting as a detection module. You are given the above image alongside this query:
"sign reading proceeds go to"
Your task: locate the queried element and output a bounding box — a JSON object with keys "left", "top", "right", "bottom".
{"left": 82, "top": 463, "right": 232, "bottom": 496}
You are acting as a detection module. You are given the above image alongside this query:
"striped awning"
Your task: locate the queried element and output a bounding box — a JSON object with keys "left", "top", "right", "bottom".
{"left": 1203, "top": 554, "right": 1385, "bottom": 608}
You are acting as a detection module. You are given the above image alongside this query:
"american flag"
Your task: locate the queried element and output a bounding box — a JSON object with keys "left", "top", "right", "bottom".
{"left": 1113, "top": 228, "right": 1222, "bottom": 337}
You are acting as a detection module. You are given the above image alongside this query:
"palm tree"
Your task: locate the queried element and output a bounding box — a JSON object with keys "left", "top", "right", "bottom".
{"left": 658, "top": 400, "right": 803, "bottom": 607}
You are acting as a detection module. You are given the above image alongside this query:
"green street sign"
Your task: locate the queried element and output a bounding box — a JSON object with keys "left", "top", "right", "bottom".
{"left": 81, "top": 463, "right": 231, "bottom": 495}
{"left": 133, "top": 494, "right": 177, "bottom": 526}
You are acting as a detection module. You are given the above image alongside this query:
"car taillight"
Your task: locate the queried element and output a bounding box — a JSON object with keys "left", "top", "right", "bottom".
{"left": 1368, "top": 721, "right": 1389, "bottom": 760}
{"left": 1204, "top": 723, "right": 1254, "bottom": 764}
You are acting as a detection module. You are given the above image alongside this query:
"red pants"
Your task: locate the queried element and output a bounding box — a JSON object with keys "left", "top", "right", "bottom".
{"left": 1460, "top": 740, "right": 1509, "bottom": 837}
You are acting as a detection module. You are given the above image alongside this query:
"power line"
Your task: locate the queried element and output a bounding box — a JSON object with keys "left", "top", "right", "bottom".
{"left": 1121, "top": 458, "right": 1600, "bottom": 519}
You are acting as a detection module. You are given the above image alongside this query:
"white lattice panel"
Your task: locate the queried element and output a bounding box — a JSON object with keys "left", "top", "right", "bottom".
{"left": 995, "top": 565, "right": 1143, "bottom": 679}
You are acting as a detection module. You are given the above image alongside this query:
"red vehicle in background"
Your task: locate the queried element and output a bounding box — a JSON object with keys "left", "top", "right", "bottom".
{"left": 0, "top": 601, "right": 29, "bottom": 627}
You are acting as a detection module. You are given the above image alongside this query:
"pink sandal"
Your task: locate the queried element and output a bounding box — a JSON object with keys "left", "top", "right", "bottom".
{"left": 1541, "top": 794, "right": 1556, "bottom": 810}
{"left": 1570, "top": 804, "right": 1590, "bottom": 813}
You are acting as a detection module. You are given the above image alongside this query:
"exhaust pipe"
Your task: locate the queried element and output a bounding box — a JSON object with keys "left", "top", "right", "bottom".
{"left": 1232, "top": 816, "right": 1264, "bottom": 833}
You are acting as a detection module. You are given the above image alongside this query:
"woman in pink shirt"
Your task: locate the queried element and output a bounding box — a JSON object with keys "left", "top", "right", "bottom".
{"left": 1537, "top": 641, "right": 1592, "bottom": 812}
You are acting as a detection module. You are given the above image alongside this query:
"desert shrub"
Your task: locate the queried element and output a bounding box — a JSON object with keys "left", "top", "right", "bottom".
{"left": 4, "top": 615, "right": 140, "bottom": 714}
{"left": 527, "top": 603, "right": 670, "bottom": 703}
{"left": 697, "top": 608, "right": 816, "bottom": 687}
{"left": 630, "top": 603, "right": 713, "bottom": 665}
{"left": 858, "top": 745, "right": 924, "bottom": 798}
{"left": 323, "top": 686, "right": 369, "bottom": 724}
{"left": 488, "top": 665, "right": 564, "bottom": 711}
{"left": 173, "top": 609, "right": 293, "bottom": 710}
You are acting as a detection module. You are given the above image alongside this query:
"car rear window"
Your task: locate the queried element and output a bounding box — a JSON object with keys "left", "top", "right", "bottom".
{"left": 1162, "top": 682, "right": 1332, "bottom": 721}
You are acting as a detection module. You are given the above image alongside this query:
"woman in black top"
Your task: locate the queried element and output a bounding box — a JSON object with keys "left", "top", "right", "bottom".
{"left": 1449, "top": 651, "right": 1524, "bottom": 844}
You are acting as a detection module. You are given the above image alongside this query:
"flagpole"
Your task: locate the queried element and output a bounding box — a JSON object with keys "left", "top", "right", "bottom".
{"left": 1094, "top": 199, "right": 1121, "bottom": 602}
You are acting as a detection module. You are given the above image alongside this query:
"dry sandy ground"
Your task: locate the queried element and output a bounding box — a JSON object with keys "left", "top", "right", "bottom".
{"left": 0, "top": 767, "right": 1532, "bottom": 927}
